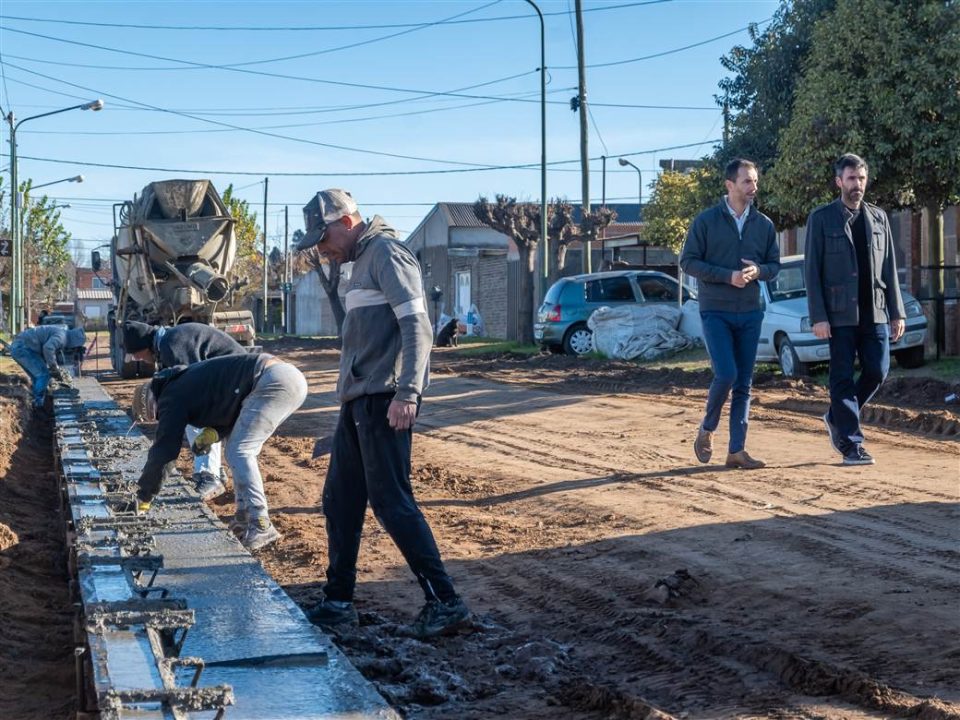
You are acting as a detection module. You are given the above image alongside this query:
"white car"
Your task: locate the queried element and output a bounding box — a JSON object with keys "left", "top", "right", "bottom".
{"left": 680, "top": 255, "right": 928, "bottom": 377}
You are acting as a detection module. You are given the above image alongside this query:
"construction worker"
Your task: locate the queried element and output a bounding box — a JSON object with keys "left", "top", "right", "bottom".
{"left": 8, "top": 324, "right": 86, "bottom": 407}
{"left": 123, "top": 320, "right": 247, "bottom": 500}
{"left": 130, "top": 352, "right": 307, "bottom": 551}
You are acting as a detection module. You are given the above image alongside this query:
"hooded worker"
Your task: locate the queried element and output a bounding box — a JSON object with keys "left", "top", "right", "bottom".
{"left": 123, "top": 320, "right": 248, "bottom": 500}
{"left": 130, "top": 352, "right": 307, "bottom": 552}
{"left": 9, "top": 325, "right": 86, "bottom": 407}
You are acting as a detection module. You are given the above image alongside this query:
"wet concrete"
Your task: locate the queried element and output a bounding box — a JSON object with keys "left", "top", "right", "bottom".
{"left": 60, "top": 378, "right": 399, "bottom": 719}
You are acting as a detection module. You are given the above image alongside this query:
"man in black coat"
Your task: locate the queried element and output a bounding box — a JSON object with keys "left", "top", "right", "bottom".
{"left": 804, "top": 154, "right": 905, "bottom": 466}
{"left": 123, "top": 321, "right": 247, "bottom": 499}
{"left": 131, "top": 353, "right": 307, "bottom": 551}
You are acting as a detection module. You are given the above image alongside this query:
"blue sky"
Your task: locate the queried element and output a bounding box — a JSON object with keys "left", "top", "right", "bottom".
{"left": 0, "top": 0, "right": 779, "bottom": 262}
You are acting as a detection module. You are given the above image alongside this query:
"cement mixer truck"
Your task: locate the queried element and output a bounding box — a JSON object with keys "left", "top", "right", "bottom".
{"left": 107, "top": 179, "right": 255, "bottom": 378}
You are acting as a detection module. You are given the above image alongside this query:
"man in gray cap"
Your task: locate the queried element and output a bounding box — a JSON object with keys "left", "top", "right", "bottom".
{"left": 8, "top": 324, "right": 86, "bottom": 406}
{"left": 298, "top": 189, "right": 470, "bottom": 639}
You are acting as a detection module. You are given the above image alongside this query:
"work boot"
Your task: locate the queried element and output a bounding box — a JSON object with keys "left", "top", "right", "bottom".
{"left": 193, "top": 471, "right": 226, "bottom": 502}
{"left": 412, "top": 597, "right": 471, "bottom": 639}
{"left": 306, "top": 598, "right": 359, "bottom": 629}
{"left": 693, "top": 427, "right": 714, "bottom": 464}
{"left": 241, "top": 517, "right": 281, "bottom": 551}
{"left": 725, "top": 450, "right": 765, "bottom": 470}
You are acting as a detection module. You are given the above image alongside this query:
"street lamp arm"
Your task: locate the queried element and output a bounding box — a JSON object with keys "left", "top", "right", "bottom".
{"left": 14, "top": 99, "right": 103, "bottom": 131}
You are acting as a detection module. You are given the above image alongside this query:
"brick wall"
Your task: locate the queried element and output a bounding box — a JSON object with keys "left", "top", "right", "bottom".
{"left": 477, "top": 255, "right": 507, "bottom": 339}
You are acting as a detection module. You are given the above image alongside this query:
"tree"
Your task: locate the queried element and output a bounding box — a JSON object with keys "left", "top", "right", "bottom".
{"left": 474, "top": 195, "right": 539, "bottom": 344}
{"left": 717, "top": 0, "right": 837, "bottom": 227}
{"left": 293, "top": 228, "right": 346, "bottom": 336}
{"left": 767, "top": 0, "right": 960, "bottom": 236}
{"left": 21, "top": 188, "right": 72, "bottom": 319}
{"left": 547, "top": 199, "right": 577, "bottom": 283}
{"left": 643, "top": 167, "right": 721, "bottom": 253}
{"left": 221, "top": 184, "right": 261, "bottom": 304}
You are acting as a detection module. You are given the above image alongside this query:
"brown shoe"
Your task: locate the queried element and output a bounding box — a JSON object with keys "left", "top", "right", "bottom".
{"left": 694, "top": 428, "right": 713, "bottom": 464}
{"left": 725, "top": 450, "right": 765, "bottom": 469}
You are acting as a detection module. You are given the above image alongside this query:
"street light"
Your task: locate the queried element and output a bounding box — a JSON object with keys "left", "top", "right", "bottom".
{"left": 618, "top": 158, "right": 642, "bottom": 209}
{"left": 523, "top": 0, "right": 547, "bottom": 287}
{"left": 7, "top": 99, "right": 103, "bottom": 333}
{"left": 30, "top": 175, "right": 84, "bottom": 191}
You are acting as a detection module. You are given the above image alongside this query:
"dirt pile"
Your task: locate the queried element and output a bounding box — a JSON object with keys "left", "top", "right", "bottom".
{"left": 0, "top": 375, "right": 74, "bottom": 720}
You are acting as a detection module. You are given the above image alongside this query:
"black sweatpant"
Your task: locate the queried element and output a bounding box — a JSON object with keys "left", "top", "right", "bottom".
{"left": 322, "top": 393, "right": 457, "bottom": 604}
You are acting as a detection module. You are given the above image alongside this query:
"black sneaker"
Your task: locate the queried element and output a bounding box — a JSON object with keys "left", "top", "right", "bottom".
{"left": 842, "top": 446, "right": 875, "bottom": 466}
{"left": 194, "top": 472, "right": 227, "bottom": 501}
{"left": 822, "top": 412, "right": 843, "bottom": 454}
{"left": 412, "top": 598, "right": 471, "bottom": 639}
{"left": 307, "top": 599, "right": 359, "bottom": 629}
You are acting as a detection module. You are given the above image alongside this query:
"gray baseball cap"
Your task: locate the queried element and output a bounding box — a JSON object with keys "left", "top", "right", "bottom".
{"left": 297, "top": 189, "right": 359, "bottom": 251}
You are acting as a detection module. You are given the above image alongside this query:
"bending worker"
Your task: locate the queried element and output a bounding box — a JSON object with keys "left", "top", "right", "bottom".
{"left": 130, "top": 352, "right": 307, "bottom": 551}
{"left": 123, "top": 320, "right": 248, "bottom": 500}
{"left": 9, "top": 324, "right": 86, "bottom": 407}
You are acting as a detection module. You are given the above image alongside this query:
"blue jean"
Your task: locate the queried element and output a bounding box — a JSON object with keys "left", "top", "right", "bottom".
{"left": 323, "top": 393, "right": 458, "bottom": 605}
{"left": 224, "top": 362, "right": 308, "bottom": 520}
{"left": 9, "top": 342, "right": 51, "bottom": 407}
{"left": 700, "top": 310, "right": 764, "bottom": 453}
{"left": 827, "top": 323, "right": 889, "bottom": 449}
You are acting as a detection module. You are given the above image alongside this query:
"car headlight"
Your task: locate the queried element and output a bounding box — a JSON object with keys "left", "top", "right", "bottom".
{"left": 904, "top": 300, "right": 923, "bottom": 318}
{"left": 800, "top": 316, "right": 813, "bottom": 332}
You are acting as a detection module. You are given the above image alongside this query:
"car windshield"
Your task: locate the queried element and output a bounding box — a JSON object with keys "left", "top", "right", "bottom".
{"left": 768, "top": 263, "right": 806, "bottom": 302}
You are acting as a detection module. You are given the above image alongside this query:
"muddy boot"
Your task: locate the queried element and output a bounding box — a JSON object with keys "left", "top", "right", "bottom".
{"left": 241, "top": 516, "right": 280, "bottom": 551}
{"left": 193, "top": 471, "right": 226, "bottom": 501}
{"left": 307, "top": 599, "right": 359, "bottom": 629}
{"left": 412, "top": 597, "right": 471, "bottom": 639}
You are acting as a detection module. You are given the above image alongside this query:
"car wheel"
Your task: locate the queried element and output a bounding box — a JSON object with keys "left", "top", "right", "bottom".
{"left": 777, "top": 336, "right": 809, "bottom": 378}
{"left": 894, "top": 345, "right": 925, "bottom": 369}
{"left": 563, "top": 324, "right": 593, "bottom": 355}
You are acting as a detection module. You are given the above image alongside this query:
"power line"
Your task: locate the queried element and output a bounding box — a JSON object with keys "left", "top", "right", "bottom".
{"left": 3, "top": 140, "right": 719, "bottom": 177}
{"left": 555, "top": 18, "right": 775, "bottom": 69}
{"left": 0, "top": 28, "right": 716, "bottom": 112}
{"left": 0, "top": 2, "right": 670, "bottom": 32}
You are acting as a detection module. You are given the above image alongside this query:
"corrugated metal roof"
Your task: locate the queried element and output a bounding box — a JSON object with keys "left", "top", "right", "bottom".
{"left": 439, "top": 202, "right": 488, "bottom": 228}
{"left": 76, "top": 289, "right": 113, "bottom": 300}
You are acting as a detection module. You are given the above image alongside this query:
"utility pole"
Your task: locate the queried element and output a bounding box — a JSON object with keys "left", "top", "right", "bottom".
{"left": 283, "top": 205, "right": 289, "bottom": 334}
{"left": 262, "top": 177, "right": 268, "bottom": 333}
{"left": 575, "top": 0, "right": 591, "bottom": 273}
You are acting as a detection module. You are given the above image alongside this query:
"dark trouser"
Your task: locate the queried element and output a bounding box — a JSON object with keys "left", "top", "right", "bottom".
{"left": 323, "top": 393, "right": 457, "bottom": 604}
{"left": 700, "top": 310, "right": 764, "bottom": 453}
{"left": 828, "top": 323, "right": 890, "bottom": 449}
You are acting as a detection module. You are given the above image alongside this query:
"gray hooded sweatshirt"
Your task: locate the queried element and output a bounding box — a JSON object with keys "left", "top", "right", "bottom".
{"left": 15, "top": 325, "right": 86, "bottom": 368}
{"left": 338, "top": 216, "right": 431, "bottom": 404}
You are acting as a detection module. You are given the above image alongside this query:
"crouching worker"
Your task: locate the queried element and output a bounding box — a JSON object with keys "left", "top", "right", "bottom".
{"left": 9, "top": 325, "right": 86, "bottom": 407}
{"left": 130, "top": 352, "right": 307, "bottom": 551}
{"left": 123, "top": 320, "right": 248, "bottom": 500}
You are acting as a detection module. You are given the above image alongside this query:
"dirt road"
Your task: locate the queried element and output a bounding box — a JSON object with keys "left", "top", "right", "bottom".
{"left": 91, "top": 341, "right": 960, "bottom": 717}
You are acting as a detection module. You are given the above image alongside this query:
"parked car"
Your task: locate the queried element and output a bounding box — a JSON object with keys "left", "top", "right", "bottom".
{"left": 681, "top": 255, "right": 928, "bottom": 376}
{"left": 535, "top": 270, "right": 696, "bottom": 355}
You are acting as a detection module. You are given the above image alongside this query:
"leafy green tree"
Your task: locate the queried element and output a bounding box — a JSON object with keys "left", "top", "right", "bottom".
{"left": 717, "top": 0, "right": 837, "bottom": 226}
{"left": 21, "top": 188, "right": 72, "bottom": 319}
{"left": 767, "top": 0, "right": 960, "bottom": 242}
{"left": 643, "top": 167, "right": 721, "bottom": 253}
{"left": 221, "top": 184, "right": 262, "bottom": 304}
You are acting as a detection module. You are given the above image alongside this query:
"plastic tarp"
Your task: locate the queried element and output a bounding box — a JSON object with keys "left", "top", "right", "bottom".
{"left": 588, "top": 303, "right": 700, "bottom": 360}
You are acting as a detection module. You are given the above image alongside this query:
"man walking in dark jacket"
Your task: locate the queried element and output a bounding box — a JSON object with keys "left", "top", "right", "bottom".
{"left": 296, "top": 189, "right": 469, "bottom": 639}
{"left": 804, "top": 154, "right": 905, "bottom": 466}
{"left": 680, "top": 158, "right": 780, "bottom": 469}
{"left": 124, "top": 321, "right": 247, "bottom": 499}
{"left": 131, "top": 352, "right": 307, "bottom": 551}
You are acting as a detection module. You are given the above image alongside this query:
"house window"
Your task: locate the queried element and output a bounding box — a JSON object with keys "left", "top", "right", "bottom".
{"left": 92, "top": 276, "right": 108, "bottom": 289}
{"left": 455, "top": 271, "right": 471, "bottom": 318}
{"left": 84, "top": 305, "right": 102, "bottom": 318}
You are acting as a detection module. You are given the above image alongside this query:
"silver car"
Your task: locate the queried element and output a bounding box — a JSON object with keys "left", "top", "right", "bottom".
{"left": 681, "top": 255, "right": 928, "bottom": 377}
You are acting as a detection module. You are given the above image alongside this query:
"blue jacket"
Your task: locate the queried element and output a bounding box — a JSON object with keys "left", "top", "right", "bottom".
{"left": 680, "top": 200, "right": 780, "bottom": 313}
